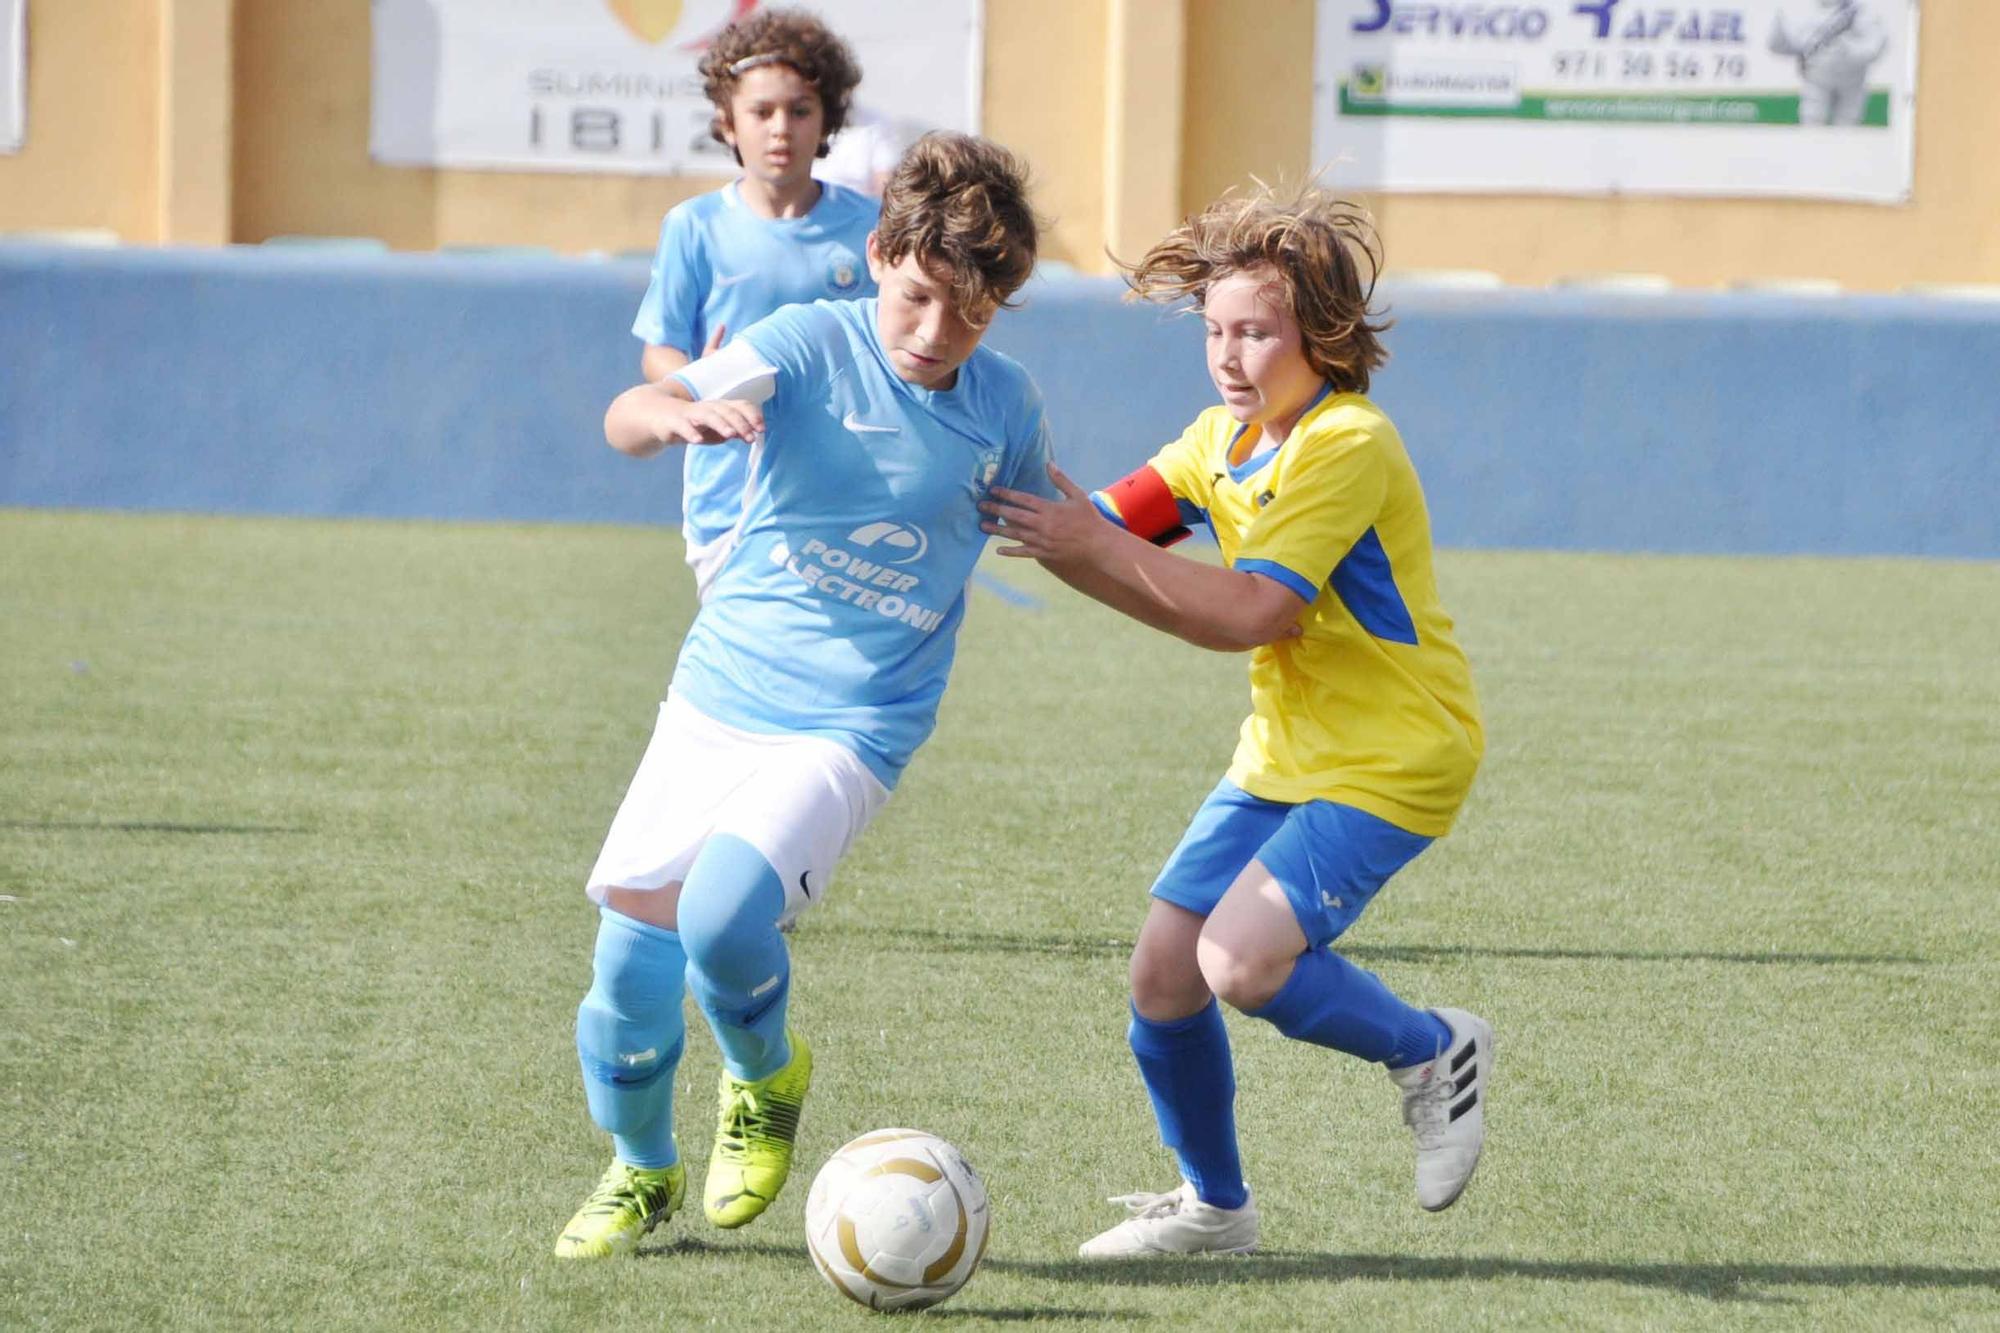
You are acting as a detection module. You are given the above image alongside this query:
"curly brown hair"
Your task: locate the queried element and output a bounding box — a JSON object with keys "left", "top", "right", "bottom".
{"left": 874, "top": 132, "right": 1039, "bottom": 323}
{"left": 1122, "top": 184, "right": 1391, "bottom": 394}
{"left": 698, "top": 8, "right": 862, "bottom": 158}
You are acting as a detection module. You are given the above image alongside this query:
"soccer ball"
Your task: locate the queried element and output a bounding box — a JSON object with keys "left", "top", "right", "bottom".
{"left": 804, "top": 1128, "right": 990, "bottom": 1312}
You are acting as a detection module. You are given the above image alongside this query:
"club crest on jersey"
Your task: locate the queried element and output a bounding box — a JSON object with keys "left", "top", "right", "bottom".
{"left": 1255, "top": 488, "right": 1275, "bottom": 508}
{"left": 974, "top": 445, "right": 1004, "bottom": 488}
{"left": 828, "top": 255, "right": 863, "bottom": 295}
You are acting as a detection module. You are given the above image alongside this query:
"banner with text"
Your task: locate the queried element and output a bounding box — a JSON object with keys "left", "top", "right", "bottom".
{"left": 1, "top": 0, "right": 23, "bottom": 154}
{"left": 371, "top": 0, "right": 981, "bottom": 175}
{"left": 1311, "top": 0, "right": 1918, "bottom": 201}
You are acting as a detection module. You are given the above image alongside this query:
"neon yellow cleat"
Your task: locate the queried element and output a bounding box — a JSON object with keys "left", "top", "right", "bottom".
{"left": 554, "top": 1158, "right": 686, "bottom": 1259}
{"left": 704, "top": 1031, "right": 813, "bottom": 1228}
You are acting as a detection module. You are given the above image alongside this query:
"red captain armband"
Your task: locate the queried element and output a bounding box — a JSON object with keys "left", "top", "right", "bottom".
{"left": 1094, "top": 465, "right": 1193, "bottom": 547}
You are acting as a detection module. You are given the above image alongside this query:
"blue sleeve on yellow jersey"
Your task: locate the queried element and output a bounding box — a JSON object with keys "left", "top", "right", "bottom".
{"left": 1235, "top": 558, "right": 1317, "bottom": 604}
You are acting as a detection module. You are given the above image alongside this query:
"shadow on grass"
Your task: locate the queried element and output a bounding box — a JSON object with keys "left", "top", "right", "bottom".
{"left": 610, "top": 1235, "right": 1994, "bottom": 1309}
{"left": 634, "top": 1236, "right": 799, "bottom": 1261}
{"left": 994, "top": 1252, "right": 2000, "bottom": 1304}
{"left": 0, "top": 819, "right": 311, "bottom": 835}
{"left": 809, "top": 925, "right": 1928, "bottom": 969}
{"left": 923, "top": 1311, "right": 1145, "bottom": 1323}
{"left": 632, "top": 1238, "right": 1142, "bottom": 1321}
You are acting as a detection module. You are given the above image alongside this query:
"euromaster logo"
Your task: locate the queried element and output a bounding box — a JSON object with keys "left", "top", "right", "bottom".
{"left": 605, "top": 0, "right": 757, "bottom": 47}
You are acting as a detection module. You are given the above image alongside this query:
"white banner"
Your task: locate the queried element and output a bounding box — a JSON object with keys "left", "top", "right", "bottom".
{"left": 1312, "top": 0, "right": 1918, "bottom": 201}
{"left": 1, "top": 0, "right": 24, "bottom": 155}
{"left": 370, "top": 0, "right": 981, "bottom": 176}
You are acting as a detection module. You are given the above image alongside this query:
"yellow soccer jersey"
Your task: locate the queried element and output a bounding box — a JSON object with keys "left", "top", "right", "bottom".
{"left": 1113, "top": 390, "right": 1484, "bottom": 836}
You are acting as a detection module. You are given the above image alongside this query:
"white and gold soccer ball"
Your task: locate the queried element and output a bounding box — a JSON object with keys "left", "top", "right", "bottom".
{"left": 804, "top": 1128, "right": 990, "bottom": 1313}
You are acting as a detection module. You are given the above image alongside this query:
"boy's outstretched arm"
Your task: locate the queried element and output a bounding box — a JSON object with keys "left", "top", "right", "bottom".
{"left": 603, "top": 376, "right": 764, "bottom": 458}
{"left": 980, "top": 463, "right": 1305, "bottom": 652}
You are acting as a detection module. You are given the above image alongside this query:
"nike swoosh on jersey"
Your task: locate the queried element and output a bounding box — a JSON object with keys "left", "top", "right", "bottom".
{"left": 712, "top": 272, "right": 755, "bottom": 288}
{"left": 842, "top": 410, "right": 899, "bottom": 434}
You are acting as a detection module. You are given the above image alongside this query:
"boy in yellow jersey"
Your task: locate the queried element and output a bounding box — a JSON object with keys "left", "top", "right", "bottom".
{"left": 981, "top": 185, "right": 1491, "bottom": 1256}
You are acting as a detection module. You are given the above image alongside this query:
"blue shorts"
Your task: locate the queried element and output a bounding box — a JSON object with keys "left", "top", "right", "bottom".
{"left": 1149, "top": 778, "right": 1432, "bottom": 948}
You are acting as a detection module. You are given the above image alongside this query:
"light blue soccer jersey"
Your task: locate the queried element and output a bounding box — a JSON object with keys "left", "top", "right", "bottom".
{"left": 668, "top": 298, "right": 1057, "bottom": 788}
{"left": 633, "top": 182, "right": 879, "bottom": 551}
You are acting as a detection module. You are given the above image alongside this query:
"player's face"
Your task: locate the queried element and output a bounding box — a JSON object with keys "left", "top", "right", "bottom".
{"left": 722, "top": 64, "right": 825, "bottom": 192}
{"left": 1202, "top": 268, "right": 1326, "bottom": 440}
{"left": 867, "top": 237, "right": 994, "bottom": 392}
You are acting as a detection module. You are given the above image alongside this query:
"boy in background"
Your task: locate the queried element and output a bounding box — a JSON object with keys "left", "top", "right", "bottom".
{"left": 633, "top": 8, "right": 879, "bottom": 597}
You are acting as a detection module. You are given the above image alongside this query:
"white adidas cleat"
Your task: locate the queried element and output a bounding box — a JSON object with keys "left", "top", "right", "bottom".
{"left": 1078, "top": 1181, "right": 1259, "bottom": 1258}
{"left": 1389, "top": 1007, "right": 1495, "bottom": 1212}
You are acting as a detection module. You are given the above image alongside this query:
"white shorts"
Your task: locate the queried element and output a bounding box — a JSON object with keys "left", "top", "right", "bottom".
{"left": 587, "top": 692, "right": 891, "bottom": 925}
{"left": 683, "top": 527, "right": 738, "bottom": 603}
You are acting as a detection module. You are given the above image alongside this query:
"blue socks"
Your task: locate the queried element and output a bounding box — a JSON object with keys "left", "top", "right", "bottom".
{"left": 575, "top": 909, "right": 687, "bottom": 1169}
{"left": 677, "top": 834, "right": 793, "bottom": 1082}
{"left": 1129, "top": 1001, "right": 1248, "bottom": 1210}
{"left": 1248, "top": 946, "right": 1451, "bottom": 1068}
{"left": 1128, "top": 954, "right": 1446, "bottom": 1210}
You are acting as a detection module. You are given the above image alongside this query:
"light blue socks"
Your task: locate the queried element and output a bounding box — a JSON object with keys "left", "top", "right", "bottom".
{"left": 677, "top": 834, "right": 793, "bottom": 1082}
{"left": 575, "top": 908, "right": 687, "bottom": 1168}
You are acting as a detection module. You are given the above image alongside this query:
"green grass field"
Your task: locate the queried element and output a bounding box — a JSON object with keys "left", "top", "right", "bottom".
{"left": 4, "top": 508, "right": 1997, "bottom": 1330}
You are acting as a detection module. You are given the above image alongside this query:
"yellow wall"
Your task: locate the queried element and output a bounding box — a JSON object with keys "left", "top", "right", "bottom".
{"left": 161, "top": 0, "right": 232, "bottom": 245}
{"left": 0, "top": 0, "right": 163, "bottom": 242}
{"left": 982, "top": 0, "right": 1107, "bottom": 268}
{"left": 231, "top": 2, "right": 683, "bottom": 254}
{"left": 4, "top": 0, "right": 1996, "bottom": 288}
{"left": 1181, "top": 0, "right": 2000, "bottom": 290}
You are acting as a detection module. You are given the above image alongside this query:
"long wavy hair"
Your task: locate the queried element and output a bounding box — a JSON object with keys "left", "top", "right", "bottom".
{"left": 1123, "top": 184, "right": 1391, "bottom": 393}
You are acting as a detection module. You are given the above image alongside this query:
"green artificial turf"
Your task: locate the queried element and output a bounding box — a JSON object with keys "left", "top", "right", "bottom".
{"left": 3, "top": 509, "right": 1996, "bottom": 1329}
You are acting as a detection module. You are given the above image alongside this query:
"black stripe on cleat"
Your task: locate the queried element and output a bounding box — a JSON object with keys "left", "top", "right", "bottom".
{"left": 1451, "top": 1040, "right": 1477, "bottom": 1073}
{"left": 1450, "top": 1091, "right": 1478, "bottom": 1122}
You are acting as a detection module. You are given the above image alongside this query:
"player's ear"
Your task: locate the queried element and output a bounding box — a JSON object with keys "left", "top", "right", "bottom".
{"left": 865, "top": 232, "right": 886, "bottom": 283}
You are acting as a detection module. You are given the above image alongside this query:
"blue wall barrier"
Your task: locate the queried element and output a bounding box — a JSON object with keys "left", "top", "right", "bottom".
{"left": 4, "top": 244, "right": 1997, "bottom": 557}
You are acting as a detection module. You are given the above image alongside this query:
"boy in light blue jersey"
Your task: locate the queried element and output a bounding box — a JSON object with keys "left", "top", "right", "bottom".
{"left": 556, "top": 133, "right": 1054, "bottom": 1260}
{"left": 632, "top": 9, "right": 879, "bottom": 596}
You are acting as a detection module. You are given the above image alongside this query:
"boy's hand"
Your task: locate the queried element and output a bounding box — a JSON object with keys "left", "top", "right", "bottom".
{"left": 980, "top": 463, "right": 1110, "bottom": 563}
{"left": 651, "top": 394, "right": 764, "bottom": 447}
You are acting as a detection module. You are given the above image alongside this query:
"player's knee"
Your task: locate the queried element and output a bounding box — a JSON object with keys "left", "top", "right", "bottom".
{"left": 676, "top": 835, "right": 787, "bottom": 964}
{"left": 576, "top": 991, "right": 683, "bottom": 1101}
{"left": 576, "top": 912, "right": 687, "bottom": 1098}
{"left": 1195, "top": 932, "right": 1287, "bottom": 1012}
{"left": 1128, "top": 938, "right": 1209, "bottom": 1020}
